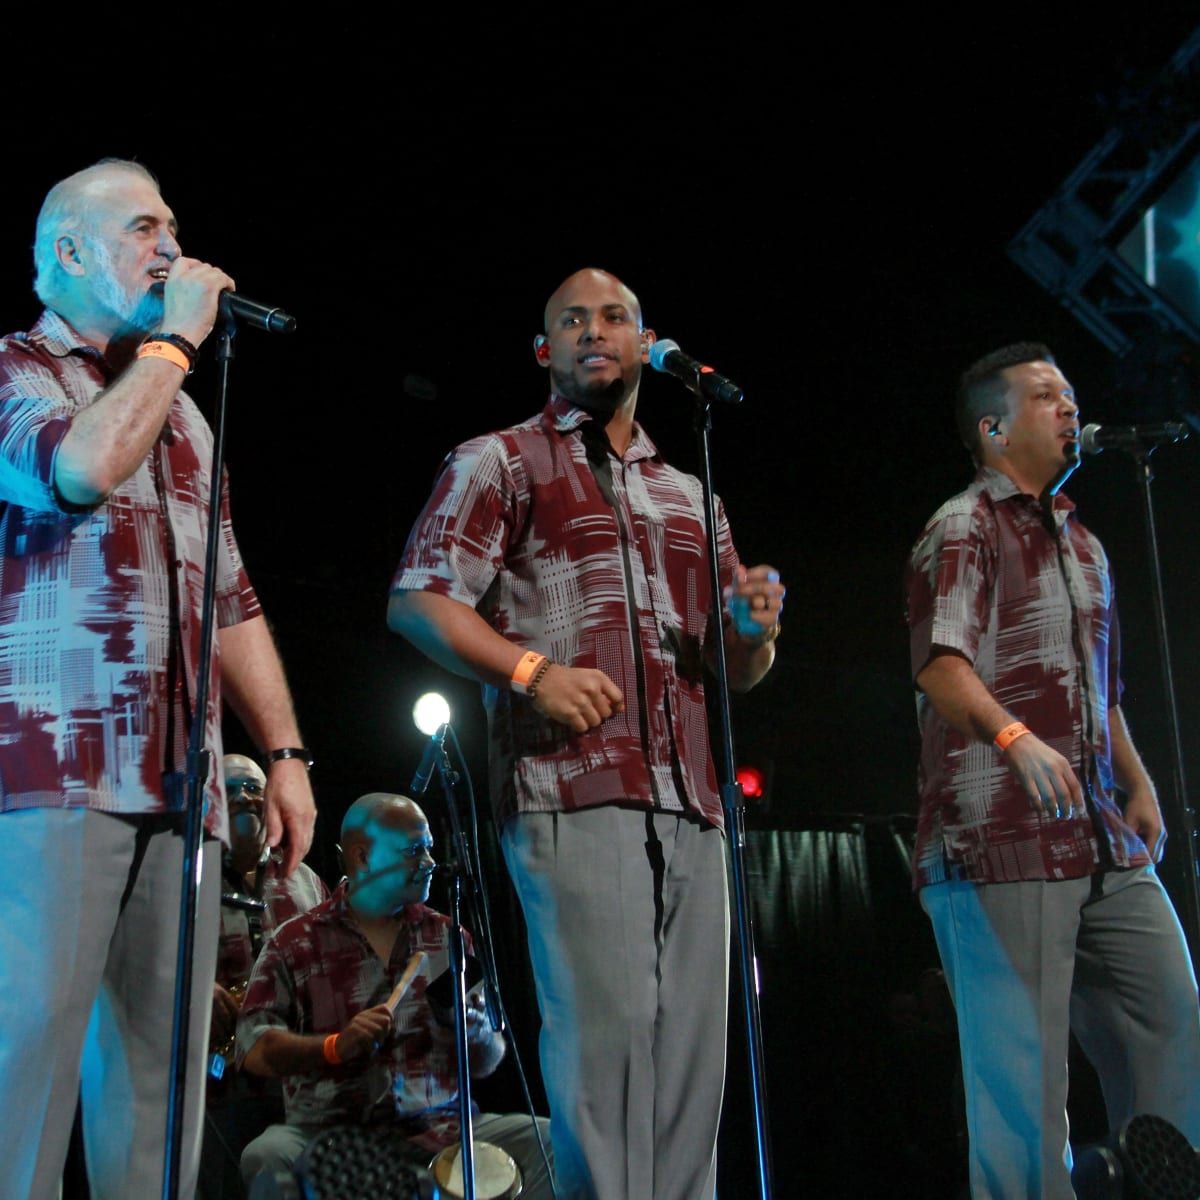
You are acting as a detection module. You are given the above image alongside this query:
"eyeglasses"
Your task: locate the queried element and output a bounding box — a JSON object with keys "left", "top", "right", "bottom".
{"left": 227, "top": 779, "right": 265, "bottom": 800}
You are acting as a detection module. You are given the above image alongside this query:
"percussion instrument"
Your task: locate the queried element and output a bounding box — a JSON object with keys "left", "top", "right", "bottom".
{"left": 430, "top": 1140, "right": 523, "bottom": 1200}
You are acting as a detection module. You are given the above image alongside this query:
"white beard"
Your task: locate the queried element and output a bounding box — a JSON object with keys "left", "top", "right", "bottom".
{"left": 85, "top": 237, "right": 164, "bottom": 335}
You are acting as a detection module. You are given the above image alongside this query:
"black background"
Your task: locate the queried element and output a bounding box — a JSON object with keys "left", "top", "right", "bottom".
{"left": 13, "top": 17, "right": 1200, "bottom": 1195}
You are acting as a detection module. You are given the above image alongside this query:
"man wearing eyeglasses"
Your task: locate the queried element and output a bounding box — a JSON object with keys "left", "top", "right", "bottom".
{"left": 212, "top": 754, "right": 329, "bottom": 1044}
{"left": 199, "top": 755, "right": 328, "bottom": 1198}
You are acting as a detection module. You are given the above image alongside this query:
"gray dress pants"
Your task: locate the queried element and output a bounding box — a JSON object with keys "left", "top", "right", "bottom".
{"left": 0, "top": 808, "right": 219, "bottom": 1200}
{"left": 502, "top": 807, "right": 730, "bottom": 1200}
{"left": 922, "top": 864, "right": 1200, "bottom": 1200}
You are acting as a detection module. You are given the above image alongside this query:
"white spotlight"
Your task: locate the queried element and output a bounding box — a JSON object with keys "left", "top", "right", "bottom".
{"left": 413, "top": 692, "right": 451, "bottom": 736}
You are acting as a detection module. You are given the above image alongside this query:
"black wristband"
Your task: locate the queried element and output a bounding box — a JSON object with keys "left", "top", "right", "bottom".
{"left": 267, "top": 747, "right": 314, "bottom": 769}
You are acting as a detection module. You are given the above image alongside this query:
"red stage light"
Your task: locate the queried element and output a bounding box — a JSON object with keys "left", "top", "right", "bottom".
{"left": 736, "top": 765, "right": 765, "bottom": 799}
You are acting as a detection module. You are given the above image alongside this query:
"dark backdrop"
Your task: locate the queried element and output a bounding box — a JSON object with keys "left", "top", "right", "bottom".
{"left": 16, "top": 18, "right": 1200, "bottom": 1196}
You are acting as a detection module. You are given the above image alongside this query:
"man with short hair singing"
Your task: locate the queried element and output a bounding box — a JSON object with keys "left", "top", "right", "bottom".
{"left": 905, "top": 342, "right": 1200, "bottom": 1198}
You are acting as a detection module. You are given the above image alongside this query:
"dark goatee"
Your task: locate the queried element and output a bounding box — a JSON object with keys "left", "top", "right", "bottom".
{"left": 572, "top": 377, "right": 627, "bottom": 414}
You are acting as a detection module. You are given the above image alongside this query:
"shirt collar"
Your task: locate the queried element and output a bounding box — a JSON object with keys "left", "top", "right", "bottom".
{"left": 28, "top": 309, "right": 100, "bottom": 358}
{"left": 976, "top": 465, "right": 1075, "bottom": 521}
{"left": 545, "top": 393, "right": 659, "bottom": 464}
{"left": 27, "top": 309, "right": 112, "bottom": 373}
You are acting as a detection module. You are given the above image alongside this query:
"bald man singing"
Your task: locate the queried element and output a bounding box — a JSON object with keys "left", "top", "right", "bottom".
{"left": 389, "top": 268, "right": 785, "bottom": 1200}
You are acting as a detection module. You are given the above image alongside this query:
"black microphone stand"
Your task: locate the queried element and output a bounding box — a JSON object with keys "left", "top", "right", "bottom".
{"left": 161, "top": 310, "right": 237, "bottom": 1200}
{"left": 423, "top": 720, "right": 508, "bottom": 1200}
{"left": 1127, "top": 446, "right": 1200, "bottom": 964}
{"left": 691, "top": 396, "right": 775, "bottom": 1199}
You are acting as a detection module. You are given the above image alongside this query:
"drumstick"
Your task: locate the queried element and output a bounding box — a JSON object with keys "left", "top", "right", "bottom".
{"left": 385, "top": 951, "right": 427, "bottom": 1016}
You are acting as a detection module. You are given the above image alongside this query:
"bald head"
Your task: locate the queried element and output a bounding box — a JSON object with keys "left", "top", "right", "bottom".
{"left": 341, "top": 793, "right": 435, "bottom": 916}
{"left": 341, "top": 792, "right": 428, "bottom": 847}
{"left": 223, "top": 753, "right": 268, "bottom": 873}
{"left": 33, "top": 159, "right": 159, "bottom": 305}
{"left": 223, "top": 752, "right": 266, "bottom": 791}
{"left": 543, "top": 268, "right": 643, "bottom": 334}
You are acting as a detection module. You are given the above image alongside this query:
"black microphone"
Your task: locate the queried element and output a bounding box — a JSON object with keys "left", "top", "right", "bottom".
{"left": 648, "top": 339, "right": 744, "bottom": 404}
{"left": 218, "top": 292, "right": 297, "bottom": 334}
{"left": 410, "top": 723, "right": 449, "bottom": 797}
{"left": 1079, "top": 422, "right": 1189, "bottom": 455}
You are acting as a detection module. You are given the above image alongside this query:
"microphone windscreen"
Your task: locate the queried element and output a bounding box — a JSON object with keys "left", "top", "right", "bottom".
{"left": 648, "top": 339, "right": 681, "bottom": 372}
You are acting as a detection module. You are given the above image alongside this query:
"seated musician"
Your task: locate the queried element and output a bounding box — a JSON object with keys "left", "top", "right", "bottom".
{"left": 235, "top": 792, "right": 551, "bottom": 1197}
{"left": 199, "top": 754, "right": 329, "bottom": 1199}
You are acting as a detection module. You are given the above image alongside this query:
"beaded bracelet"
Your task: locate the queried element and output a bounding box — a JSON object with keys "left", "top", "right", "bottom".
{"left": 526, "top": 657, "right": 552, "bottom": 699}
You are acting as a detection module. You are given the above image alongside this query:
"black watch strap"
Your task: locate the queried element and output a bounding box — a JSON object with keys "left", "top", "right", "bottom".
{"left": 267, "top": 746, "right": 314, "bottom": 769}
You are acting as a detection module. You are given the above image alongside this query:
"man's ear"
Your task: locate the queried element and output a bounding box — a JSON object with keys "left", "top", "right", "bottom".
{"left": 639, "top": 329, "right": 656, "bottom": 363}
{"left": 533, "top": 334, "right": 551, "bottom": 367}
{"left": 56, "top": 234, "right": 86, "bottom": 277}
{"left": 338, "top": 841, "right": 367, "bottom": 878}
{"left": 980, "top": 415, "right": 1005, "bottom": 447}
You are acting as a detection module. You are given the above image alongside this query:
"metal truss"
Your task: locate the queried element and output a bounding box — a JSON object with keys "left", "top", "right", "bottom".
{"left": 1009, "top": 29, "right": 1200, "bottom": 355}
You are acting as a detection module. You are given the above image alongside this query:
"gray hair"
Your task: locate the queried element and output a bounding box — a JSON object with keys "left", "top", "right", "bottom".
{"left": 33, "top": 158, "right": 159, "bottom": 305}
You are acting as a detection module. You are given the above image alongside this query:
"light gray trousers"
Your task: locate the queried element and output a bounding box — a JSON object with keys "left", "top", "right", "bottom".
{"left": 922, "top": 864, "right": 1200, "bottom": 1200}
{"left": 502, "top": 807, "right": 730, "bottom": 1200}
{"left": 0, "top": 808, "right": 219, "bottom": 1200}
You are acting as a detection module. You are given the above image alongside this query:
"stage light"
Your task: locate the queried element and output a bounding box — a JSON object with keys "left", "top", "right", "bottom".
{"left": 413, "top": 692, "right": 450, "bottom": 736}
{"left": 737, "top": 765, "right": 765, "bottom": 800}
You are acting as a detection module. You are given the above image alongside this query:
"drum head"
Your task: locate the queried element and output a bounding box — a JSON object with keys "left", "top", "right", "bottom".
{"left": 431, "top": 1140, "right": 522, "bottom": 1200}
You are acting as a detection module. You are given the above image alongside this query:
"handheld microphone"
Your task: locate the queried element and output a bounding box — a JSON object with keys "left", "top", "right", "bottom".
{"left": 218, "top": 292, "right": 297, "bottom": 334}
{"left": 648, "top": 339, "right": 744, "bottom": 404}
{"left": 410, "top": 723, "right": 450, "bottom": 797}
{"left": 1079, "top": 422, "right": 1188, "bottom": 455}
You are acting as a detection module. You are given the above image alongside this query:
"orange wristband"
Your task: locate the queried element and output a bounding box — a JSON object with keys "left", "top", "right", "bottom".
{"left": 322, "top": 1033, "right": 342, "bottom": 1065}
{"left": 994, "top": 721, "right": 1030, "bottom": 751}
{"left": 511, "top": 651, "right": 548, "bottom": 695}
{"left": 137, "top": 339, "right": 190, "bottom": 374}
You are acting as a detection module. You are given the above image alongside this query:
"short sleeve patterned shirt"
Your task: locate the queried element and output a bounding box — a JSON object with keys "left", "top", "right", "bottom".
{"left": 391, "top": 396, "right": 741, "bottom": 829}
{"left": 216, "top": 856, "right": 330, "bottom": 990}
{"left": 905, "top": 467, "right": 1150, "bottom": 887}
{"left": 236, "top": 883, "right": 468, "bottom": 1150}
{"left": 0, "top": 310, "right": 261, "bottom": 840}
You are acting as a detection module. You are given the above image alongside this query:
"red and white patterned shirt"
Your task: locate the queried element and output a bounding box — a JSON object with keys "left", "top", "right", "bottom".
{"left": 905, "top": 467, "right": 1150, "bottom": 887}
{"left": 216, "top": 855, "right": 330, "bottom": 990}
{"left": 392, "top": 396, "right": 741, "bottom": 829}
{"left": 236, "top": 882, "right": 468, "bottom": 1150}
{"left": 0, "top": 310, "right": 260, "bottom": 840}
